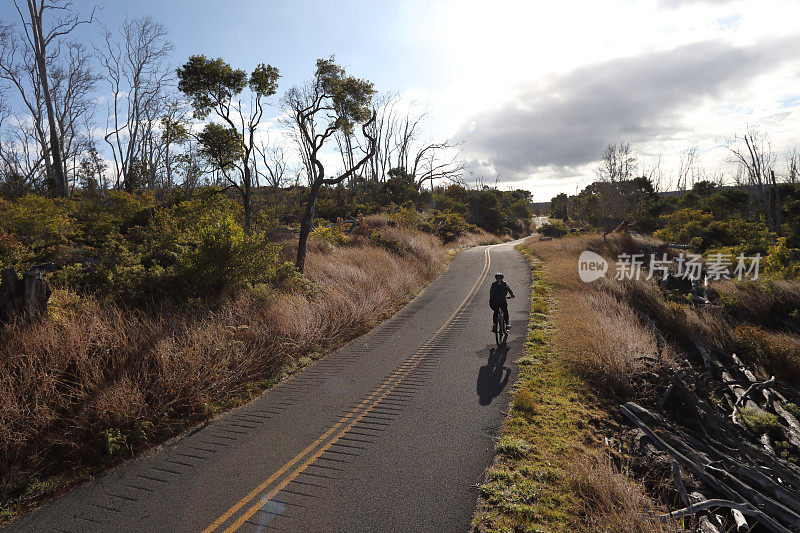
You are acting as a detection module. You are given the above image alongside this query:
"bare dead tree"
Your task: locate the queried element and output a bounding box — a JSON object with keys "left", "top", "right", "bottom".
{"left": 408, "top": 139, "right": 466, "bottom": 190}
{"left": 726, "top": 126, "right": 779, "bottom": 232}
{"left": 98, "top": 16, "right": 173, "bottom": 191}
{"left": 1, "top": 4, "right": 94, "bottom": 196}
{"left": 52, "top": 41, "right": 97, "bottom": 192}
{"left": 642, "top": 155, "right": 670, "bottom": 193}
{"left": 255, "top": 139, "right": 288, "bottom": 191}
{"left": 596, "top": 142, "right": 638, "bottom": 182}
{"left": 12, "top": 0, "right": 94, "bottom": 197}
{"left": 367, "top": 92, "right": 400, "bottom": 183}
{"left": 0, "top": 21, "right": 48, "bottom": 188}
{"left": 595, "top": 142, "right": 638, "bottom": 223}
{"left": 677, "top": 146, "right": 699, "bottom": 192}
{"left": 379, "top": 101, "right": 466, "bottom": 189}
{"left": 787, "top": 148, "right": 799, "bottom": 185}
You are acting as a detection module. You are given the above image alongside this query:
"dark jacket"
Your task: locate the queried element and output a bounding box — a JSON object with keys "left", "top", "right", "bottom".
{"left": 489, "top": 280, "right": 514, "bottom": 305}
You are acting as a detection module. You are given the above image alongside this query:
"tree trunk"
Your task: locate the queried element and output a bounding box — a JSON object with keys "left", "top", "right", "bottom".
{"left": 243, "top": 166, "right": 252, "bottom": 233}
{"left": 0, "top": 267, "right": 51, "bottom": 321}
{"left": 772, "top": 170, "right": 782, "bottom": 235}
{"left": 27, "top": 0, "right": 68, "bottom": 198}
{"left": 295, "top": 185, "right": 319, "bottom": 273}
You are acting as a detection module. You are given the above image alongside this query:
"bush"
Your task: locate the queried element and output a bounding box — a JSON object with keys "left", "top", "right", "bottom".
{"left": 0, "top": 232, "right": 28, "bottom": 271}
{"left": 429, "top": 211, "right": 476, "bottom": 243}
{"left": 2, "top": 195, "right": 74, "bottom": 252}
{"left": 764, "top": 237, "right": 800, "bottom": 279}
{"left": 387, "top": 202, "right": 422, "bottom": 228}
{"left": 369, "top": 229, "right": 406, "bottom": 256}
{"left": 538, "top": 222, "right": 568, "bottom": 238}
{"left": 310, "top": 225, "right": 348, "bottom": 246}
{"left": 178, "top": 215, "right": 287, "bottom": 294}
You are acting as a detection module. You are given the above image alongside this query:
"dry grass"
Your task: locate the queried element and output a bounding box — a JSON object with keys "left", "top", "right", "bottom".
{"left": 511, "top": 232, "right": 800, "bottom": 529}
{"left": 448, "top": 230, "right": 507, "bottom": 250}
{"left": 0, "top": 221, "right": 446, "bottom": 517}
{"left": 567, "top": 457, "right": 677, "bottom": 533}
{"left": 522, "top": 234, "right": 676, "bottom": 399}
{"left": 557, "top": 290, "right": 670, "bottom": 398}
{"left": 733, "top": 324, "right": 800, "bottom": 385}
{"left": 716, "top": 278, "right": 800, "bottom": 325}
{"left": 472, "top": 251, "right": 672, "bottom": 533}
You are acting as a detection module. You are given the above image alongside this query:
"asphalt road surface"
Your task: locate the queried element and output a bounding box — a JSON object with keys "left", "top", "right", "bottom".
{"left": 9, "top": 241, "right": 531, "bottom": 533}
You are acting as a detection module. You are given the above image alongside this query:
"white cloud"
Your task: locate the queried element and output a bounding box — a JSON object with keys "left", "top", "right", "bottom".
{"left": 392, "top": 0, "right": 800, "bottom": 200}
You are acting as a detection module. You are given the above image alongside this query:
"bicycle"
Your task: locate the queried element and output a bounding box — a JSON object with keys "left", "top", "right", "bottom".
{"left": 493, "top": 296, "right": 512, "bottom": 347}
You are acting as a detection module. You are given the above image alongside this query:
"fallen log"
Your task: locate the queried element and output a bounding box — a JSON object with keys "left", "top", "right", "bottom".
{"left": 654, "top": 498, "right": 772, "bottom": 527}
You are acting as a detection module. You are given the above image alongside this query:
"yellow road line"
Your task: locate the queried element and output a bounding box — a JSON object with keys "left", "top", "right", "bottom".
{"left": 205, "top": 246, "right": 491, "bottom": 532}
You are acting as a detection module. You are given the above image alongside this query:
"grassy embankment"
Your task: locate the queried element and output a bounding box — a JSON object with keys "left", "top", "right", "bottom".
{"left": 473, "top": 234, "right": 673, "bottom": 533}
{"left": 0, "top": 213, "right": 500, "bottom": 523}
{"left": 474, "top": 233, "right": 800, "bottom": 532}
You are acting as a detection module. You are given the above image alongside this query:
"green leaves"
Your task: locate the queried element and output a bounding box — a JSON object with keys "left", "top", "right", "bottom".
{"left": 314, "top": 56, "right": 375, "bottom": 134}
{"left": 176, "top": 55, "right": 280, "bottom": 117}
{"left": 249, "top": 63, "right": 280, "bottom": 97}
{"left": 198, "top": 123, "right": 244, "bottom": 172}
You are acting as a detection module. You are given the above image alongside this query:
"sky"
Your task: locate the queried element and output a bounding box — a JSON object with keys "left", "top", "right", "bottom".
{"left": 2, "top": 0, "right": 799, "bottom": 201}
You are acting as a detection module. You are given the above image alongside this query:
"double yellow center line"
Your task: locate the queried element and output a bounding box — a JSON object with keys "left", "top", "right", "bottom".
{"left": 203, "top": 247, "right": 492, "bottom": 532}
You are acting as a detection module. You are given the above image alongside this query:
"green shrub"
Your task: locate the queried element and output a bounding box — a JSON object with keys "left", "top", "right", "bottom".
{"left": 310, "top": 225, "right": 348, "bottom": 246}
{"left": 98, "top": 428, "right": 127, "bottom": 460}
{"left": 738, "top": 408, "right": 781, "bottom": 438}
{"left": 429, "top": 210, "right": 476, "bottom": 243}
{"left": 388, "top": 202, "right": 422, "bottom": 228}
{"left": 2, "top": 195, "right": 74, "bottom": 251}
{"left": 538, "top": 222, "right": 568, "bottom": 238}
{"left": 369, "top": 230, "right": 406, "bottom": 255}
{"left": 764, "top": 237, "right": 800, "bottom": 279}
{"left": 0, "top": 232, "right": 29, "bottom": 271}
{"left": 178, "top": 215, "right": 284, "bottom": 294}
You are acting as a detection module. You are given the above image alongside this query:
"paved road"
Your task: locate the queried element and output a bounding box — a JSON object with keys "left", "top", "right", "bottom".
{"left": 8, "top": 242, "right": 531, "bottom": 533}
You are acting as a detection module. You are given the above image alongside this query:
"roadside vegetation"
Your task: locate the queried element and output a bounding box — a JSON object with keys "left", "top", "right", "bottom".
{"left": 549, "top": 141, "right": 800, "bottom": 277}
{"left": 473, "top": 239, "right": 675, "bottom": 533}
{"left": 477, "top": 230, "right": 800, "bottom": 531}
{"left": 0, "top": 184, "right": 530, "bottom": 522}
{"left": 0, "top": 3, "right": 534, "bottom": 521}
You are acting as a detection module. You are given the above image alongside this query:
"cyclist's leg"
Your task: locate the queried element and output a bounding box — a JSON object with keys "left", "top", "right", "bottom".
{"left": 490, "top": 302, "right": 499, "bottom": 331}
{"left": 501, "top": 301, "right": 510, "bottom": 328}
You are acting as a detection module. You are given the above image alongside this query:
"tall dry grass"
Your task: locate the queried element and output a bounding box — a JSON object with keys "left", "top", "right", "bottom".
{"left": 523, "top": 234, "right": 677, "bottom": 398}
{"left": 518, "top": 234, "right": 687, "bottom": 530}
{"left": 0, "top": 221, "right": 445, "bottom": 507}
{"left": 567, "top": 456, "right": 677, "bottom": 533}
{"left": 521, "top": 232, "right": 800, "bottom": 527}
{"left": 557, "top": 290, "right": 669, "bottom": 397}
{"left": 716, "top": 278, "right": 800, "bottom": 325}
{"left": 448, "top": 230, "right": 507, "bottom": 250}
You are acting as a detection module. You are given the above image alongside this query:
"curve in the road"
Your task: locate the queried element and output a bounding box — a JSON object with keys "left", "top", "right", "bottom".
{"left": 8, "top": 241, "right": 530, "bottom": 533}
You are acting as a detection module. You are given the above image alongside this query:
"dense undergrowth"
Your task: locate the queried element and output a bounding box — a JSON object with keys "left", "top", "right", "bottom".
{"left": 549, "top": 179, "right": 800, "bottom": 279}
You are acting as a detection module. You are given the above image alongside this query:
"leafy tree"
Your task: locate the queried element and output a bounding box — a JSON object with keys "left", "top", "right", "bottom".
{"left": 197, "top": 123, "right": 243, "bottom": 174}
{"left": 177, "top": 55, "right": 279, "bottom": 231}
{"left": 284, "top": 56, "right": 375, "bottom": 272}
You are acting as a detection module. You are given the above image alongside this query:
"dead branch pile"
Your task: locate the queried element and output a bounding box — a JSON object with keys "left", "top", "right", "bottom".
{"left": 620, "top": 320, "right": 800, "bottom": 531}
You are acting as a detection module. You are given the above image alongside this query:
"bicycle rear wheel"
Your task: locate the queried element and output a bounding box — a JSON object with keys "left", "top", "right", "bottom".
{"left": 495, "top": 314, "right": 506, "bottom": 346}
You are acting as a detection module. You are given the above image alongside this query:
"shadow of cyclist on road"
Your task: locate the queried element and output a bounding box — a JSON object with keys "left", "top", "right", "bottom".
{"left": 476, "top": 346, "right": 511, "bottom": 405}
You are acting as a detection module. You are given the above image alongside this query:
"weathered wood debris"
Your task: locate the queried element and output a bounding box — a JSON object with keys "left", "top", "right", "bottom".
{"left": 0, "top": 267, "right": 51, "bottom": 322}
{"left": 617, "top": 313, "right": 800, "bottom": 531}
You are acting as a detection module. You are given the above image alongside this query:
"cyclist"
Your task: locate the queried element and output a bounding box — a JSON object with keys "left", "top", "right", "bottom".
{"left": 490, "top": 272, "right": 515, "bottom": 333}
